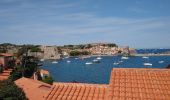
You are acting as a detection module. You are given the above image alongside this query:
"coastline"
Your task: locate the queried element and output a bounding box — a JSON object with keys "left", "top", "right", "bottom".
{"left": 67, "top": 53, "right": 170, "bottom": 58}
{"left": 133, "top": 54, "right": 170, "bottom": 56}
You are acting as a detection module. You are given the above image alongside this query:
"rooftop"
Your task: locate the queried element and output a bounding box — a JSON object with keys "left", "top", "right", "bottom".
{"left": 15, "top": 68, "right": 170, "bottom": 100}
{"left": 0, "top": 53, "right": 13, "bottom": 57}
{"left": 15, "top": 77, "right": 52, "bottom": 100}
{"left": 0, "top": 69, "right": 12, "bottom": 81}
{"left": 107, "top": 68, "right": 170, "bottom": 100}
{"left": 45, "top": 83, "right": 108, "bottom": 100}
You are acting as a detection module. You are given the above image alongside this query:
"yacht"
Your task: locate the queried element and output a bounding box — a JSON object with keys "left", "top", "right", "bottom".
{"left": 96, "top": 57, "right": 102, "bottom": 60}
{"left": 113, "top": 62, "right": 119, "bottom": 65}
{"left": 85, "top": 62, "right": 93, "bottom": 65}
{"left": 40, "top": 59, "right": 44, "bottom": 62}
{"left": 118, "top": 60, "right": 123, "bottom": 63}
{"left": 65, "top": 57, "right": 69, "bottom": 59}
{"left": 121, "top": 56, "right": 129, "bottom": 60}
{"left": 67, "top": 60, "right": 71, "bottom": 63}
{"left": 142, "top": 56, "right": 149, "bottom": 59}
{"left": 144, "top": 63, "right": 152, "bottom": 66}
{"left": 158, "top": 61, "right": 164, "bottom": 63}
{"left": 52, "top": 61, "right": 58, "bottom": 64}
{"left": 93, "top": 59, "right": 100, "bottom": 63}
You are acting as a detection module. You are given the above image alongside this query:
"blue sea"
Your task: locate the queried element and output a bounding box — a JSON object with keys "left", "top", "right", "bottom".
{"left": 41, "top": 55, "right": 170, "bottom": 84}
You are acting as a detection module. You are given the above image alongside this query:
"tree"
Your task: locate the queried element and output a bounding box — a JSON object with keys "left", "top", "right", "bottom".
{"left": 42, "top": 76, "right": 54, "bottom": 85}
{"left": 69, "top": 50, "right": 81, "bottom": 56}
{"left": 30, "top": 47, "right": 41, "bottom": 52}
{"left": 0, "top": 79, "right": 27, "bottom": 100}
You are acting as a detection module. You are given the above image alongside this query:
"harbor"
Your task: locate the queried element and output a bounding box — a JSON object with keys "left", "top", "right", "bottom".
{"left": 41, "top": 55, "right": 170, "bottom": 84}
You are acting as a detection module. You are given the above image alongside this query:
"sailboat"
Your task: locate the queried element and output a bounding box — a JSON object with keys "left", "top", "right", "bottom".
{"left": 144, "top": 63, "right": 152, "bottom": 66}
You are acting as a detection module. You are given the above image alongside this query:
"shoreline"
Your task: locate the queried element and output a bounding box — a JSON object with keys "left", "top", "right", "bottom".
{"left": 67, "top": 54, "right": 170, "bottom": 58}
{"left": 133, "top": 54, "right": 170, "bottom": 56}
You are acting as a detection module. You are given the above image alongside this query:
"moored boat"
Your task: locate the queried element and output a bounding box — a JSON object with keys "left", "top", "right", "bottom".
{"left": 85, "top": 62, "right": 93, "bottom": 65}
{"left": 96, "top": 57, "right": 102, "bottom": 60}
{"left": 144, "top": 63, "right": 152, "bottom": 66}
{"left": 67, "top": 60, "right": 71, "bottom": 63}
{"left": 142, "top": 56, "right": 149, "bottom": 59}
{"left": 158, "top": 61, "right": 164, "bottom": 63}
{"left": 93, "top": 59, "right": 100, "bottom": 63}
{"left": 121, "top": 56, "right": 129, "bottom": 60}
{"left": 52, "top": 61, "right": 58, "bottom": 64}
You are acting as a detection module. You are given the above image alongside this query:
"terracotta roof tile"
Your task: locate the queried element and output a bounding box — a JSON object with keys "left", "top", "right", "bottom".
{"left": 0, "top": 69, "right": 12, "bottom": 80}
{"left": 107, "top": 68, "right": 170, "bottom": 100}
{"left": 45, "top": 83, "right": 108, "bottom": 100}
{"left": 15, "top": 77, "right": 52, "bottom": 100}
{"left": 0, "top": 53, "right": 13, "bottom": 57}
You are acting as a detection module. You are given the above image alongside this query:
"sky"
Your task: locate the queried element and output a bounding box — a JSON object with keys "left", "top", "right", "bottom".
{"left": 0, "top": 0, "right": 170, "bottom": 48}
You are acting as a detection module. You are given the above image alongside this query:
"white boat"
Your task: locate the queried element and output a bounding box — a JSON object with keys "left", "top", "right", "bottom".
{"left": 52, "top": 61, "right": 58, "bottom": 64}
{"left": 158, "top": 61, "right": 164, "bottom": 63}
{"left": 75, "top": 58, "right": 79, "bottom": 60}
{"left": 121, "top": 56, "right": 129, "bottom": 60}
{"left": 96, "top": 57, "right": 102, "bottom": 60}
{"left": 67, "top": 60, "right": 71, "bottom": 63}
{"left": 65, "top": 57, "right": 69, "bottom": 59}
{"left": 113, "top": 62, "right": 119, "bottom": 65}
{"left": 142, "top": 56, "right": 149, "bottom": 59}
{"left": 85, "top": 62, "right": 93, "bottom": 65}
{"left": 40, "top": 59, "right": 44, "bottom": 61}
{"left": 93, "top": 59, "right": 100, "bottom": 63}
{"left": 119, "top": 61, "right": 123, "bottom": 63}
{"left": 144, "top": 63, "right": 152, "bottom": 66}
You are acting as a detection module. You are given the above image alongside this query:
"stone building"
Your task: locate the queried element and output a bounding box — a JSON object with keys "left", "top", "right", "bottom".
{"left": 40, "top": 46, "right": 60, "bottom": 60}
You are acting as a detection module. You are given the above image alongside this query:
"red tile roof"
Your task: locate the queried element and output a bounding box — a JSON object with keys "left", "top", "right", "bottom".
{"left": 107, "top": 68, "right": 170, "bottom": 100}
{"left": 0, "top": 53, "right": 13, "bottom": 57}
{"left": 0, "top": 69, "right": 12, "bottom": 81}
{"left": 15, "top": 68, "right": 170, "bottom": 100}
{"left": 15, "top": 77, "right": 52, "bottom": 100}
{"left": 45, "top": 83, "right": 108, "bottom": 100}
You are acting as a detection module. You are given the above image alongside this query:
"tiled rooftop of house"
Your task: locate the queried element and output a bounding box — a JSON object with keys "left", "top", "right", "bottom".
{"left": 45, "top": 83, "right": 108, "bottom": 100}
{"left": 107, "top": 68, "right": 170, "bottom": 100}
{"left": 0, "top": 53, "right": 13, "bottom": 57}
{"left": 15, "top": 68, "right": 170, "bottom": 100}
{"left": 15, "top": 77, "right": 52, "bottom": 100}
{"left": 0, "top": 69, "right": 12, "bottom": 81}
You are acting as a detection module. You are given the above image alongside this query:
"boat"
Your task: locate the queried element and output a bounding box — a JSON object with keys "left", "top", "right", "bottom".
{"left": 85, "top": 62, "right": 93, "bottom": 65}
{"left": 158, "top": 61, "right": 164, "bottom": 63}
{"left": 113, "top": 62, "right": 119, "bottom": 65}
{"left": 142, "top": 56, "right": 149, "bottom": 59}
{"left": 93, "top": 59, "right": 100, "bottom": 63}
{"left": 144, "top": 63, "right": 152, "bottom": 66}
{"left": 75, "top": 58, "right": 79, "bottom": 60}
{"left": 96, "top": 57, "right": 102, "bottom": 60}
{"left": 65, "top": 57, "right": 69, "bottom": 59}
{"left": 121, "top": 56, "right": 129, "bottom": 60}
{"left": 118, "top": 61, "right": 123, "bottom": 63}
{"left": 52, "top": 61, "right": 58, "bottom": 64}
{"left": 40, "top": 59, "right": 44, "bottom": 61}
{"left": 67, "top": 60, "right": 71, "bottom": 63}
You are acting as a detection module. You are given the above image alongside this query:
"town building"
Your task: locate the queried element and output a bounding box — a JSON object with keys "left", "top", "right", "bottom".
{"left": 40, "top": 69, "right": 50, "bottom": 79}
{"left": 40, "top": 46, "right": 60, "bottom": 60}
{"left": 0, "top": 53, "right": 15, "bottom": 70}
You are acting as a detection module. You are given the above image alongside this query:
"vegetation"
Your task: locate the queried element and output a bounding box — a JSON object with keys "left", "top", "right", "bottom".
{"left": 9, "top": 56, "right": 38, "bottom": 81}
{"left": 0, "top": 79, "right": 27, "bottom": 100}
{"left": 69, "top": 50, "right": 90, "bottom": 56}
{"left": 42, "top": 76, "right": 54, "bottom": 85}
{"left": 30, "top": 46, "right": 41, "bottom": 52}
{"left": 107, "top": 43, "right": 117, "bottom": 47}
